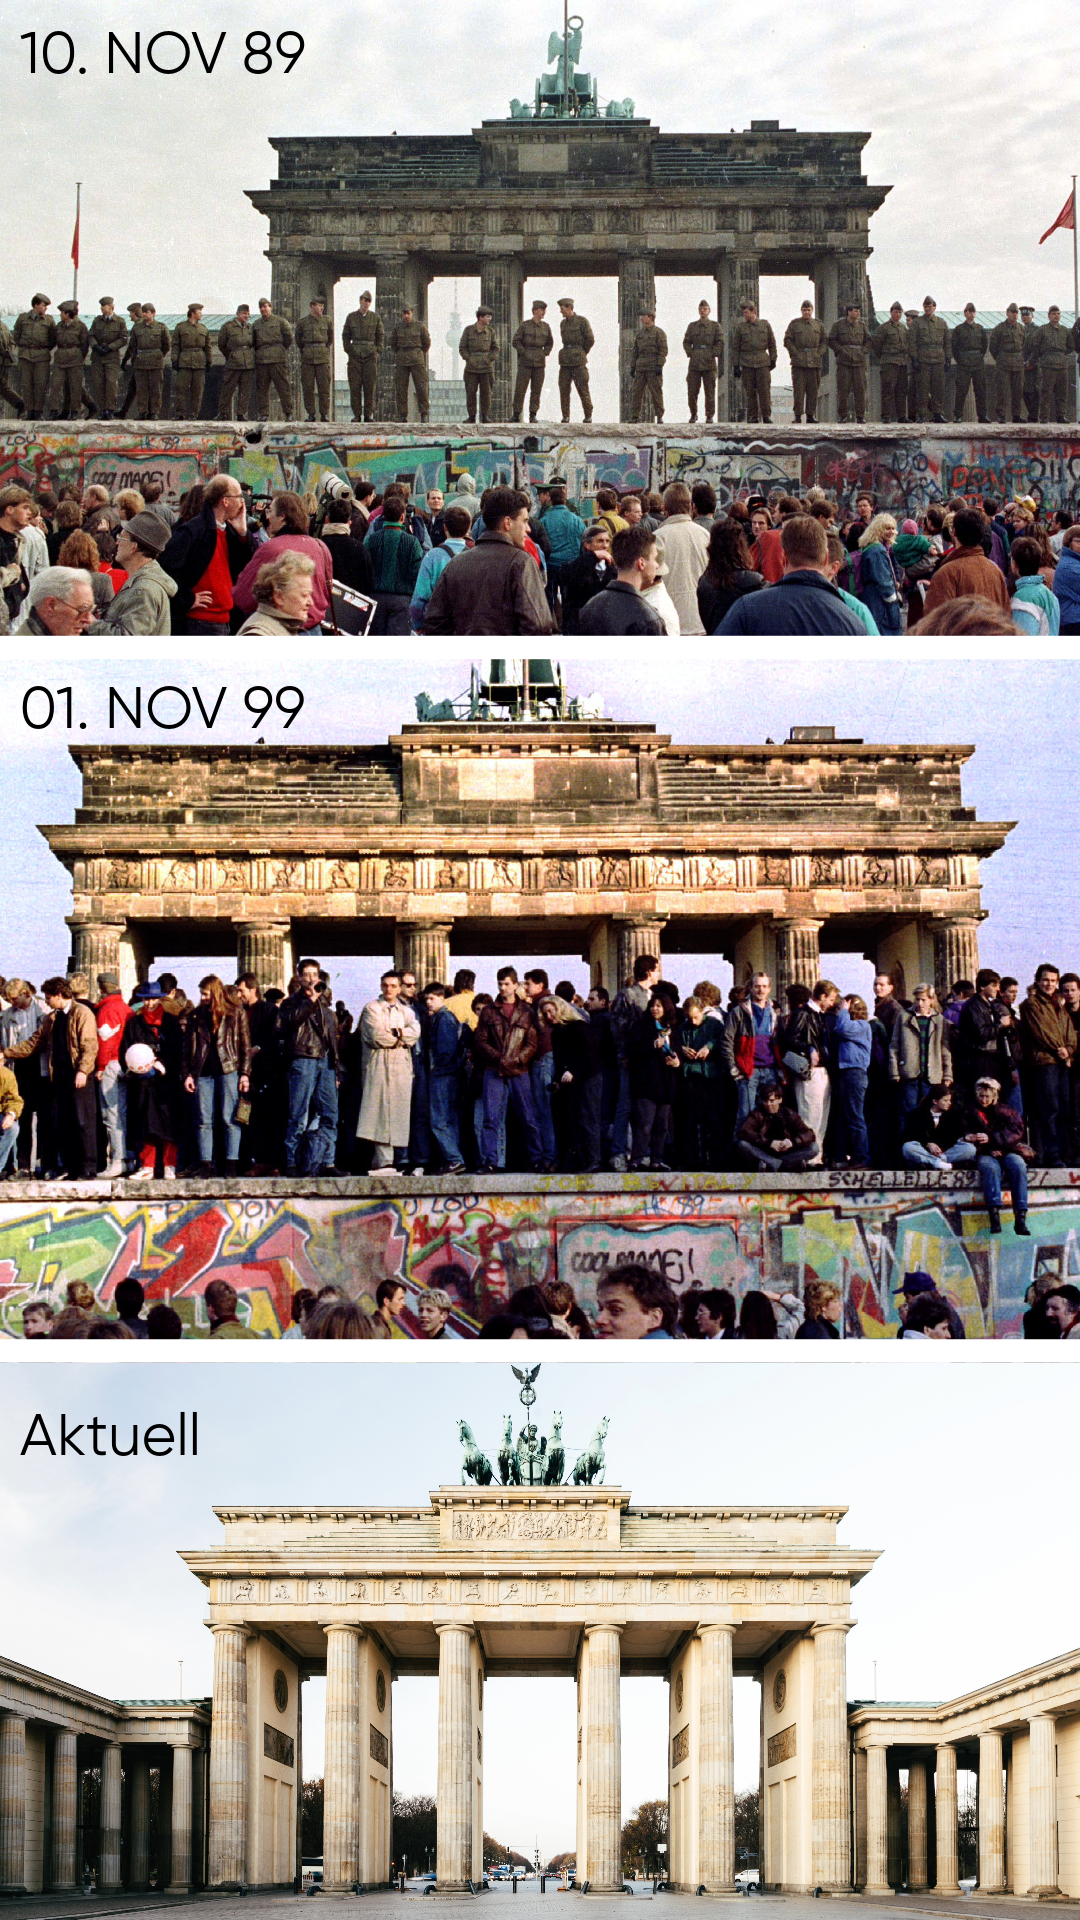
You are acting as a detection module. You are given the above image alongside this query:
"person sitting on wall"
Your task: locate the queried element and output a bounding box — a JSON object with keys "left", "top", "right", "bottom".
{"left": 736, "top": 1083, "right": 817, "bottom": 1172}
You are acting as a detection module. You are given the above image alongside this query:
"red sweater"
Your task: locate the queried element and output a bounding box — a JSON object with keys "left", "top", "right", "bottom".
{"left": 96, "top": 993, "right": 133, "bottom": 1069}
{"left": 191, "top": 525, "right": 233, "bottom": 624}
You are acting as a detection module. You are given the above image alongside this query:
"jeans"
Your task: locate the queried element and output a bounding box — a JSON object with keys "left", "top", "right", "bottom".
{"left": 409, "top": 1056, "right": 432, "bottom": 1169}
{"left": 1028, "top": 1061, "right": 1070, "bottom": 1164}
{"left": 54, "top": 1072, "right": 98, "bottom": 1178}
{"left": 902, "top": 1140, "right": 977, "bottom": 1169}
{"left": 429, "top": 1072, "right": 463, "bottom": 1167}
{"left": 474, "top": 1092, "right": 505, "bottom": 1170}
{"left": 735, "top": 1066, "right": 780, "bottom": 1133}
{"left": 838, "top": 1066, "right": 869, "bottom": 1164}
{"left": 898, "top": 1077, "right": 932, "bottom": 1117}
{"left": 631, "top": 1097, "right": 671, "bottom": 1167}
{"left": 530, "top": 1050, "right": 557, "bottom": 1163}
{"left": 285, "top": 1057, "right": 339, "bottom": 1172}
{"left": 481, "top": 1070, "right": 543, "bottom": 1170}
{"left": 0, "top": 1119, "right": 19, "bottom": 1173}
{"left": 977, "top": 1150, "right": 1029, "bottom": 1211}
{"left": 98, "top": 1058, "right": 127, "bottom": 1165}
{"left": 193, "top": 1071, "right": 240, "bottom": 1165}
{"left": 737, "top": 1140, "right": 816, "bottom": 1172}
{"left": 612, "top": 1061, "right": 632, "bottom": 1161}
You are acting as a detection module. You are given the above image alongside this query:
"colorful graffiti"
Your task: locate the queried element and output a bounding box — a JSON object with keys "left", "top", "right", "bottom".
{"left": 4, "top": 422, "right": 1080, "bottom": 513}
{"left": 1, "top": 1179, "right": 1078, "bottom": 1339}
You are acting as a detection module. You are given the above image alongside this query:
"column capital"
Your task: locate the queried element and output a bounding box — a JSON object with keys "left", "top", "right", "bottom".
{"left": 435, "top": 1620, "right": 476, "bottom": 1639}
{"left": 696, "top": 1620, "right": 737, "bottom": 1641}
{"left": 582, "top": 1620, "right": 624, "bottom": 1639}
{"left": 322, "top": 1620, "right": 365, "bottom": 1637}
{"left": 772, "top": 914, "right": 825, "bottom": 931}
{"left": 397, "top": 918, "right": 455, "bottom": 934}
{"left": 810, "top": 1619, "right": 854, "bottom": 1638}
{"left": 207, "top": 1621, "right": 254, "bottom": 1639}
{"left": 231, "top": 916, "right": 290, "bottom": 933}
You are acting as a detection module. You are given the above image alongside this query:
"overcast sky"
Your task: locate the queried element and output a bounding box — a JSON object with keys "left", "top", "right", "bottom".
{"left": 2, "top": 1358, "right": 1077, "bottom": 1859}
{"left": 2, "top": 654, "right": 1076, "bottom": 1010}
{"left": 2, "top": 0, "right": 1078, "bottom": 418}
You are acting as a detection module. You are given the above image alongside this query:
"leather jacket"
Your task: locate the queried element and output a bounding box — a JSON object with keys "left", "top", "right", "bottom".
{"left": 474, "top": 997, "right": 538, "bottom": 1077}
{"left": 184, "top": 1002, "right": 252, "bottom": 1078}
{"left": 278, "top": 988, "right": 340, "bottom": 1065}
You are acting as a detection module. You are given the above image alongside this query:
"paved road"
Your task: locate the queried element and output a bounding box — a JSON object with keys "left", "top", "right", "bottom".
{"left": 12, "top": 1890, "right": 1079, "bottom": 1920}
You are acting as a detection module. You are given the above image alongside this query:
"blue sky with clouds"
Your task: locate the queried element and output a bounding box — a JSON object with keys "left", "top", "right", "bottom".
{"left": 2, "top": 1357, "right": 1077, "bottom": 1857}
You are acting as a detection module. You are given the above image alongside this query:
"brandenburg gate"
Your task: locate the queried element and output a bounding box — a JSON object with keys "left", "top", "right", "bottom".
{"left": 43, "top": 721, "right": 1011, "bottom": 1003}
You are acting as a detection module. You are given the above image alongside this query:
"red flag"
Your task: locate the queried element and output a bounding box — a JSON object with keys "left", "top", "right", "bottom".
{"left": 1039, "top": 188, "right": 1075, "bottom": 245}
{"left": 70, "top": 205, "right": 80, "bottom": 270}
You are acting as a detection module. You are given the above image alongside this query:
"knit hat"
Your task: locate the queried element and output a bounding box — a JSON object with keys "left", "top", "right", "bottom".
{"left": 97, "top": 971, "right": 120, "bottom": 994}
{"left": 901, "top": 518, "right": 919, "bottom": 535}
{"left": 123, "top": 511, "right": 170, "bottom": 555}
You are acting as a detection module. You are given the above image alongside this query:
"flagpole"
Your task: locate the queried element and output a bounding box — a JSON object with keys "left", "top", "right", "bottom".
{"left": 73, "top": 181, "right": 81, "bottom": 302}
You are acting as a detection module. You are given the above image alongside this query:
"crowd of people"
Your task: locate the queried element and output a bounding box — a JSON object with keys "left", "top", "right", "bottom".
{"left": 2, "top": 464, "right": 1077, "bottom": 637}
{"left": 3, "top": 955, "right": 1078, "bottom": 1231}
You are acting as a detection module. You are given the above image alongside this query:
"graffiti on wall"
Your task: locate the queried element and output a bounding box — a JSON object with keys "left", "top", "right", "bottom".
{"left": 1, "top": 1182, "right": 1078, "bottom": 1339}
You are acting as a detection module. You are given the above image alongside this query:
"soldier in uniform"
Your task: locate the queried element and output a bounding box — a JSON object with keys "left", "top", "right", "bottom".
{"left": 46, "top": 300, "right": 90, "bottom": 419}
{"left": 88, "top": 296, "right": 128, "bottom": 419}
{"left": 904, "top": 310, "right": 920, "bottom": 422}
{"left": 130, "top": 303, "right": 172, "bottom": 419}
{"left": 0, "top": 316, "right": 23, "bottom": 416}
{"left": 827, "top": 304, "right": 870, "bottom": 423}
{"left": 458, "top": 306, "right": 499, "bottom": 424}
{"left": 990, "top": 303, "right": 1026, "bottom": 422}
{"left": 13, "top": 294, "right": 56, "bottom": 419}
{"left": 557, "top": 297, "right": 594, "bottom": 422}
{"left": 731, "top": 301, "right": 776, "bottom": 423}
{"left": 1020, "top": 306, "right": 1039, "bottom": 420}
{"left": 342, "top": 290, "right": 383, "bottom": 422}
{"left": 253, "top": 297, "right": 295, "bottom": 420}
{"left": 171, "top": 302, "right": 212, "bottom": 419}
{"left": 390, "top": 304, "right": 431, "bottom": 422}
{"left": 951, "top": 302, "right": 989, "bottom": 422}
{"left": 682, "top": 299, "right": 724, "bottom": 423}
{"left": 629, "top": 308, "right": 668, "bottom": 420}
{"left": 1033, "top": 304, "right": 1071, "bottom": 422}
{"left": 217, "top": 305, "right": 255, "bottom": 421}
{"left": 117, "top": 301, "right": 148, "bottom": 418}
{"left": 912, "top": 296, "right": 951, "bottom": 421}
{"left": 871, "top": 301, "right": 912, "bottom": 424}
{"left": 296, "top": 296, "right": 333, "bottom": 421}
{"left": 511, "top": 299, "right": 554, "bottom": 422}
{"left": 783, "top": 299, "right": 827, "bottom": 424}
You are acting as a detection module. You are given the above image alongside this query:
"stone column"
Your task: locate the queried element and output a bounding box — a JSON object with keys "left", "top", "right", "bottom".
{"left": 697, "top": 1624, "right": 736, "bottom": 1892}
{"left": 887, "top": 1755, "right": 902, "bottom": 1888}
{"left": 772, "top": 918, "right": 823, "bottom": 1000}
{"left": 129, "top": 1749, "right": 151, "bottom": 1891}
{"left": 1028, "top": 1715, "right": 1059, "bottom": 1898}
{"left": 99, "top": 1744, "right": 123, "bottom": 1892}
{"left": 269, "top": 253, "right": 302, "bottom": 420}
{"left": 234, "top": 920, "right": 291, "bottom": 992}
{"left": 810, "top": 1625, "right": 851, "bottom": 1892}
{"left": 932, "top": 917, "right": 982, "bottom": 1002}
{"left": 812, "top": 254, "right": 840, "bottom": 422}
{"left": 375, "top": 252, "right": 409, "bottom": 420}
{"left": 908, "top": 1755, "right": 928, "bottom": 1889}
{"left": 583, "top": 1624, "right": 623, "bottom": 1893}
{"left": 480, "top": 256, "right": 525, "bottom": 422}
{"left": 168, "top": 1745, "right": 193, "bottom": 1894}
{"left": 719, "top": 253, "right": 760, "bottom": 422}
{"left": 50, "top": 1730, "right": 78, "bottom": 1891}
{"left": 67, "top": 919, "right": 125, "bottom": 983}
{"left": 864, "top": 1745, "right": 890, "bottom": 1893}
{"left": 837, "top": 255, "right": 870, "bottom": 322}
{"left": 935, "top": 1744, "right": 960, "bottom": 1895}
{"left": 436, "top": 1624, "right": 475, "bottom": 1890}
{"left": 614, "top": 916, "right": 667, "bottom": 991}
{"left": 978, "top": 1731, "right": 1004, "bottom": 1893}
{"left": 395, "top": 921, "right": 454, "bottom": 989}
{"left": 208, "top": 1624, "right": 249, "bottom": 1888}
{"left": 323, "top": 1624, "right": 362, "bottom": 1892}
{"left": 0, "top": 1714, "right": 27, "bottom": 1894}
{"left": 618, "top": 254, "right": 657, "bottom": 421}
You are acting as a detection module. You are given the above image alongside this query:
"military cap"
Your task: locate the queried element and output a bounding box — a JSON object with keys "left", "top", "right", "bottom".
{"left": 360, "top": 290, "right": 373, "bottom": 300}
{"left": 922, "top": 294, "right": 936, "bottom": 305}
{"left": 309, "top": 295, "right": 325, "bottom": 306}
{"left": 889, "top": 300, "right": 903, "bottom": 313}
{"left": 476, "top": 305, "right": 493, "bottom": 317}
{"left": 557, "top": 296, "right": 575, "bottom": 307}
{"left": 59, "top": 300, "right": 78, "bottom": 314}
{"left": 531, "top": 299, "right": 548, "bottom": 311}
{"left": 640, "top": 307, "right": 656, "bottom": 318}
{"left": 236, "top": 303, "right": 250, "bottom": 313}
{"left": 963, "top": 302, "right": 976, "bottom": 314}
{"left": 845, "top": 302, "right": 861, "bottom": 312}
{"left": 1006, "top": 302, "right": 1019, "bottom": 314}
{"left": 1020, "top": 304, "right": 1035, "bottom": 315}
{"left": 31, "top": 293, "right": 50, "bottom": 305}
{"left": 187, "top": 302, "right": 204, "bottom": 313}
{"left": 127, "top": 301, "right": 143, "bottom": 315}
{"left": 98, "top": 295, "right": 115, "bottom": 306}
{"left": 142, "top": 302, "right": 157, "bottom": 313}
{"left": 904, "top": 309, "right": 919, "bottom": 318}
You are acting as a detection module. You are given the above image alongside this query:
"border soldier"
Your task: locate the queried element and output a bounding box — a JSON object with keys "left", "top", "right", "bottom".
{"left": 990, "top": 303, "right": 1025, "bottom": 422}
{"left": 296, "top": 296, "right": 333, "bottom": 421}
{"left": 629, "top": 309, "right": 667, "bottom": 420}
{"left": 171, "top": 302, "right": 212, "bottom": 419}
{"left": 130, "top": 303, "right": 171, "bottom": 419}
{"left": 459, "top": 306, "right": 499, "bottom": 423}
{"left": 391, "top": 304, "right": 431, "bottom": 421}
{"left": 342, "top": 290, "right": 383, "bottom": 421}
{"left": 557, "top": 297, "right": 594, "bottom": 422}
{"left": 732, "top": 301, "right": 776, "bottom": 423}
{"left": 1034, "top": 305, "right": 1070, "bottom": 422}
{"left": 913, "top": 296, "right": 950, "bottom": 421}
{"left": 88, "top": 297, "right": 127, "bottom": 419}
{"left": 871, "top": 301, "right": 911, "bottom": 423}
{"left": 118, "top": 302, "right": 148, "bottom": 417}
{"left": 218, "top": 305, "right": 255, "bottom": 420}
{"left": 253, "top": 297, "right": 295, "bottom": 419}
{"left": 14, "top": 295, "right": 56, "bottom": 419}
{"left": 784, "top": 299, "right": 827, "bottom": 424}
{"left": 512, "top": 300, "right": 553, "bottom": 422}
{"left": 683, "top": 299, "right": 723, "bottom": 423}
{"left": 1020, "top": 305, "right": 1039, "bottom": 420}
{"left": 951, "top": 303, "right": 989, "bottom": 422}
{"left": 828, "top": 303, "right": 869, "bottom": 423}
{"left": 48, "top": 300, "right": 90, "bottom": 419}
{"left": 0, "top": 316, "right": 23, "bottom": 417}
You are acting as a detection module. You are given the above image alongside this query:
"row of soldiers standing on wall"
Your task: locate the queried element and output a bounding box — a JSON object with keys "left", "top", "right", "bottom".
{"left": 2, "top": 288, "right": 1076, "bottom": 427}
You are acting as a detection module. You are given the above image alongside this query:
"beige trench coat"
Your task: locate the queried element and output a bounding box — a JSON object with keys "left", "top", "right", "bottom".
{"left": 357, "top": 997, "right": 420, "bottom": 1145}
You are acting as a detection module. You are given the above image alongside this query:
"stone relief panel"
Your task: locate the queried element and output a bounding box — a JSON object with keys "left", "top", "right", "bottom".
{"left": 652, "top": 856, "right": 686, "bottom": 888}
{"left": 264, "top": 1724, "right": 295, "bottom": 1767}
{"left": 767, "top": 1724, "right": 796, "bottom": 1767}
{"left": 107, "top": 859, "right": 142, "bottom": 889}
{"left": 863, "top": 856, "right": 896, "bottom": 887}
{"left": 544, "top": 857, "right": 577, "bottom": 890}
{"left": 672, "top": 1725, "right": 690, "bottom": 1767}
{"left": 382, "top": 858, "right": 413, "bottom": 890}
{"left": 596, "top": 856, "right": 631, "bottom": 889}
{"left": 761, "top": 856, "right": 791, "bottom": 885}
{"left": 369, "top": 1724, "right": 389, "bottom": 1768}
{"left": 450, "top": 1508, "right": 610, "bottom": 1543}
{"left": 327, "top": 860, "right": 360, "bottom": 890}
{"left": 435, "top": 859, "right": 469, "bottom": 891}
{"left": 162, "top": 860, "right": 197, "bottom": 891}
